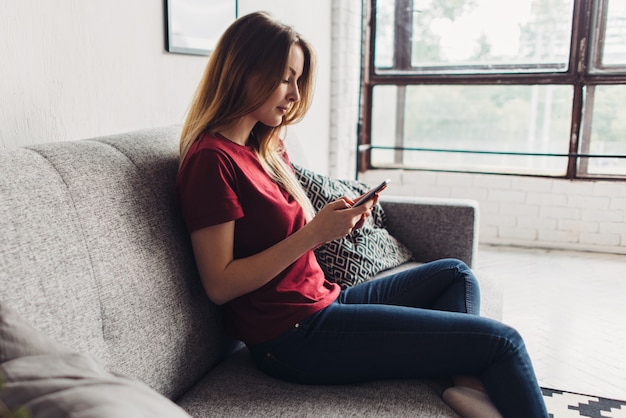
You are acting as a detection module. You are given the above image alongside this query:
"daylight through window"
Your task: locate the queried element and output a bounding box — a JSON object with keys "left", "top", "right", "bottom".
{"left": 360, "top": 0, "right": 626, "bottom": 179}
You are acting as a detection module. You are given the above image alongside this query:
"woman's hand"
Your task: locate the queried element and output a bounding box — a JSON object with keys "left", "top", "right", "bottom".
{"left": 306, "top": 195, "right": 377, "bottom": 245}
{"left": 351, "top": 193, "right": 379, "bottom": 230}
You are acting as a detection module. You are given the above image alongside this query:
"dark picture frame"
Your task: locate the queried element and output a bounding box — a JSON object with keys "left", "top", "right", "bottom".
{"left": 165, "top": 0, "right": 238, "bottom": 56}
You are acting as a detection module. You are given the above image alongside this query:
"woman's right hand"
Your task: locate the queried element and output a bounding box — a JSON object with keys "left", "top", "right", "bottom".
{"left": 306, "top": 197, "right": 373, "bottom": 245}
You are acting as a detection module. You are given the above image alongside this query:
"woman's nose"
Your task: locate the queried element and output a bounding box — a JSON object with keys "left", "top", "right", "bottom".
{"left": 289, "top": 84, "right": 300, "bottom": 102}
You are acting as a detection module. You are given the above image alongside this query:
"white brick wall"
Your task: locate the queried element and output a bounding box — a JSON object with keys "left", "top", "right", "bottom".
{"left": 359, "top": 170, "right": 626, "bottom": 255}
{"left": 328, "top": 0, "right": 361, "bottom": 179}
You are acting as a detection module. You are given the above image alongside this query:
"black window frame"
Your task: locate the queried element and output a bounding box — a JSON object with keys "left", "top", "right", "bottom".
{"left": 358, "top": 0, "right": 626, "bottom": 180}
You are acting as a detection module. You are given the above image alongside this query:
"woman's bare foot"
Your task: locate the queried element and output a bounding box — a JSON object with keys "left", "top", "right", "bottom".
{"left": 452, "top": 375, "right": 487, "bottom": 393}
{"left": 442, "top": 386, "right": 503, "bottom": 418}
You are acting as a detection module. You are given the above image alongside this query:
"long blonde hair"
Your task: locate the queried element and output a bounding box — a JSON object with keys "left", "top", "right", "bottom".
{"left": 179, "top": 12, "right": 316, "bottom": 220}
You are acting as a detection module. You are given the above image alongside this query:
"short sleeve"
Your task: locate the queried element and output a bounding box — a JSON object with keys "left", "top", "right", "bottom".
{"left": 176, "top": 148, "right": 244, "bottom": 233}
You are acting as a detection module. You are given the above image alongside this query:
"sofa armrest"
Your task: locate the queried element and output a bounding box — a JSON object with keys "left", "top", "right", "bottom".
{"left": 380, "top": 195, "right": 479, "bottom": 267}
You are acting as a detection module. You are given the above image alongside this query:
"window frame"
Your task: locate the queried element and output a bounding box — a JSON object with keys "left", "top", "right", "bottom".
{"left": 358, "top": 0, "right": 626, "bottom": 180}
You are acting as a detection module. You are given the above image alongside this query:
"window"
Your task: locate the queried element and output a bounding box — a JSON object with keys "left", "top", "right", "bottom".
{"left": 359, "top": 0, "right": 626, "bottom": 179}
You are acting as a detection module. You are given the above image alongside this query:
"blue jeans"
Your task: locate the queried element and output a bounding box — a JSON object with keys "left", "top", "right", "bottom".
{"left": 249, "top": 259, "right": 548, "bottom": 418}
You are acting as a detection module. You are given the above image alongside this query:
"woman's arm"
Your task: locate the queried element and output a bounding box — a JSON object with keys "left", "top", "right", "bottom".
{"left": 191, "top": 197, "right": 376, "bottom": 305}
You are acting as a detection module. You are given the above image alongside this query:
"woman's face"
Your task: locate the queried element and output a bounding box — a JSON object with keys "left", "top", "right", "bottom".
{"left": 250, "top": 44, "right": 304, "bottom": 128}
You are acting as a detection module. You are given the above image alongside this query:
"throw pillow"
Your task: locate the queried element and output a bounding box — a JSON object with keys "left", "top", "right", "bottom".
{"left": 293, "top": 164, "right": 413, "bottom": 288}
{"left": 0, "top": 302, "right": 192, "bottom": 418}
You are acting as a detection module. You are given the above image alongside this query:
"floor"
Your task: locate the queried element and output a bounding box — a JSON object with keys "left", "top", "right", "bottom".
{"left": 476, "top": 245, "right": 626, "bottom": 401}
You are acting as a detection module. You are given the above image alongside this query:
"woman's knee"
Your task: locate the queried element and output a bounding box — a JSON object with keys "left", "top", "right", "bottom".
{"left": 441, "top": 259, "right": 476, "bottom": 284}
{"left": 494, "top": 322, "right": 528, "bottom": 357}
{"left": 450, "top": 259, "right": 475, "bottom": 279}
{"left": 448, "top": 259, "right": 481, "bottom": 312}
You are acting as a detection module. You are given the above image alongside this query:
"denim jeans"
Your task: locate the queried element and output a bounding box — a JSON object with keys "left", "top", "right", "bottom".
{"left": 249, "top": 258, "right": 548, "bottom": 418}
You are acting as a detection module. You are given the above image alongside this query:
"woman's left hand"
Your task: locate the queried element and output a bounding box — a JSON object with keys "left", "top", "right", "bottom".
{"left": 347, "top": 194, "right": 378, "bottom": 231}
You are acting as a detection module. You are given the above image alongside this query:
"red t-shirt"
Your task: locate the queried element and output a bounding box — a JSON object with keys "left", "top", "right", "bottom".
{"left": 176, "top": 132, "right": 340, "bottom": 345}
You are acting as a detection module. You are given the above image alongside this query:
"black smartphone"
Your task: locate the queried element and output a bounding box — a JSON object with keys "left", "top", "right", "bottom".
{"left": 352, "top": 179, "right": 391, "bottom": 207}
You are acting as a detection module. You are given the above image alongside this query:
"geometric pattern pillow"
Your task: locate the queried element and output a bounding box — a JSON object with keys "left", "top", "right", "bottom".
{"left": 293, "top": 164, "right": 413, "bottom": 288}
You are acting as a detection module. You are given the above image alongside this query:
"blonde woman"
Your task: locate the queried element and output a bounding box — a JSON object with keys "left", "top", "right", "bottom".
{"left": 175, "top": 12, "right": 547, "bottom": 418}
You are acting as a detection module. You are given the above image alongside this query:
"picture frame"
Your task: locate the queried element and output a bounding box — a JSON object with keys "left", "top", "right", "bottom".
{"left": 165, "top": 0, "right": 238, "bottom": 56}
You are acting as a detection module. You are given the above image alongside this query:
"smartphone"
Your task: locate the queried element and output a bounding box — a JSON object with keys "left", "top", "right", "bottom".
{"left": 352, "top": 179, "right": 391, "bottom": 207}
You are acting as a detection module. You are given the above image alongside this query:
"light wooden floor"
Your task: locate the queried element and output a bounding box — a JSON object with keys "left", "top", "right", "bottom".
{"left": 476, "top": 245, "right": 626, "bottom": 401}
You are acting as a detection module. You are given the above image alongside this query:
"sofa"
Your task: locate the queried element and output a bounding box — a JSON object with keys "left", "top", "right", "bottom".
{"left": 0, "top": 125, "right": 501, "bottom": 417}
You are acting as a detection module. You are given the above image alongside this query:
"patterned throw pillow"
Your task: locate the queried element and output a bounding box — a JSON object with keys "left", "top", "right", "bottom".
{"left": 293, "top": 164, "right": 413, "bottom": 288}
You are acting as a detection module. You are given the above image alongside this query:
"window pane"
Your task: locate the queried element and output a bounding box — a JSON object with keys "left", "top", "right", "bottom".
{"left": 374, "top": 0, "right": 395, "bottom": 68}
{"left": 370, "top": 84, "right": 573, "bottom": 175}
{"left": 604, "top": 0, "right": 626, "bottom": 65}
{"left": 371, "top": 85, "right": 399, "bottom": 165}
{"left": 408, "top": 0, "right": 574, "bottom": 73}
{"left": 591, "top": 0, "right": 626, "bottom": 72}
{"left": 581, "top": 84, "right": 626, "bottom": 176}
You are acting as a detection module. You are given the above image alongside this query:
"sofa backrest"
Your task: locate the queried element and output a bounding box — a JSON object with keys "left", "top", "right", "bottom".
{"left": 0, "top": 126, "right": 229, "bottom": 400}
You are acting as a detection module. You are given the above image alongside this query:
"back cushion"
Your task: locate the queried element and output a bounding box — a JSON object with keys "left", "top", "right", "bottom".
{"left": 0, "top": 148, "right": 107, "bottom": 358}
{"left": 0, "top": 126, "right": 228, "bottom": 400}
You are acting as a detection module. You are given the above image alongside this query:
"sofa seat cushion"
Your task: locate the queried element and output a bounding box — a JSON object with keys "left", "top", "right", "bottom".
{"left": 0, "top": 302, "right": 191, "bottom": 418}
{"left": 176, "top": 347, "right": 456, "bottom": 417}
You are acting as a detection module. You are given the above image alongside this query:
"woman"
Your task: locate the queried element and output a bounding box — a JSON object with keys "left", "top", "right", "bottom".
{"left": 176, "top": 11, "right": 548, "bottom": 418}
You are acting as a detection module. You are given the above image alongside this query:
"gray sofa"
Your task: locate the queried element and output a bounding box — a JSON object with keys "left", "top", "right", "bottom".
{"left": 0, "top": 125, "right": 500, "bottom": 417}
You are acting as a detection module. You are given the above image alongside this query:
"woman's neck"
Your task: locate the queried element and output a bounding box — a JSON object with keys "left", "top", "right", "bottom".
{"left": 217, "top": 118, "right": 256, "bottom": 146}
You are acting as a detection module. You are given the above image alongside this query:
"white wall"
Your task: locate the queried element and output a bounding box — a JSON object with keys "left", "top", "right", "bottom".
{"left": 328, "top": 0, "right": 362, "bottom": 179}
{"left": 238, "top": 0, "right": 333, "bottom": 174}
{"left": 0, "top": 1, "right": 205, "bottom": 147}
{"left": 0, "top": 1, "right": 335, "bottom": 174}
